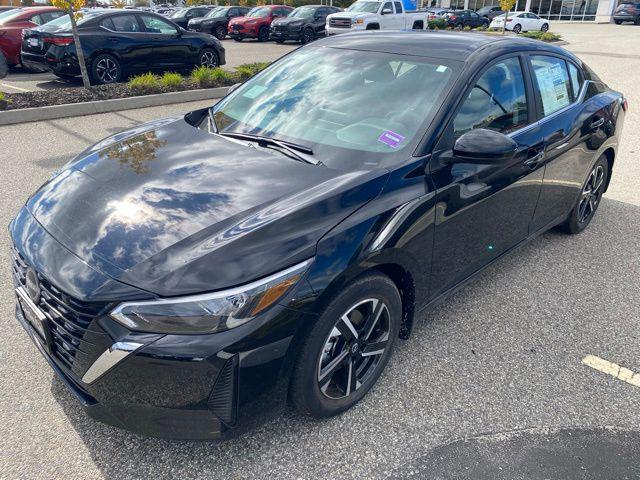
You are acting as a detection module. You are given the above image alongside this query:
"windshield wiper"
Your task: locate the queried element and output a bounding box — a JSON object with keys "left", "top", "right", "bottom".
{"left": 217, "top": 131, "right": 320, "bottom": 166}
{"left": 207, "top": 108, "right": 218, "bottom": 134}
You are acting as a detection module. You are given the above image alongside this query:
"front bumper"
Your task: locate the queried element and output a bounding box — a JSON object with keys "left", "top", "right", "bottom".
{"left": 269, "top": 27, "right": 303, "bottom": 41}
{"left": 9, "top": 209, "right": 312, "bottom": 440}
{"left": 14, "top": 293, "right": 306, "bottom": 440}
{"left": 326, "top": 25, "right": 364, "bottom": 35}
{"left": 613, "top": 14, "right": 637, "bottom": 21}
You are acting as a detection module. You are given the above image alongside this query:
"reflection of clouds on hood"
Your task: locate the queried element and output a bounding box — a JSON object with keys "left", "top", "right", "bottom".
{"left": 26, "top": 119, "right": 335, "bottom": 275}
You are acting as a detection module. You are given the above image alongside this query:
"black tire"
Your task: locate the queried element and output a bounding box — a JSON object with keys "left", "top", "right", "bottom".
{"left": 215, "top": 25, "right": 226, "bottom": 40}
{"left": 289, "top": 272, "right": 402, "bottom": 418}
{"left": 54, "top": 72, "right": 77, "bottom": 81}
{"left": 635, "top": 16, "right": 640, "bottom": 25}
{"left": 233, "top": 37, "right": 243, "bottom": 42}
{"left": 0, "top": 51, "right": 7, "bottom": 80}
{"left": 90, "top": 53, "right": 121, "bottom": 85}
{"left": 614, "top": 19, "right": 622, "bottom": 24}
{"left": 275, "top": 39, "right": 285, "bottom": 43}
{"left": 257, "top": 26, "right": 269, "bottom": 42}
{"left": 558, "top": 155, "right": 609, "bottom": 234}
{"left": 513, "top": 23, "right": 522, "bottom": 33}
{"left": 455, "top": 22, "right": 463, "bottom": 30}
{"left": 541, "top": 22, "right": 549, "bottom": 31}
{"left": 198, "top": 47, "right": 219, "bottom": 68}
{"left": 301, "top": 26, "right": 314, "bottom": 44}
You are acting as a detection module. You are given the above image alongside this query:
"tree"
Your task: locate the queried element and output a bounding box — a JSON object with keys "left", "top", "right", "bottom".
{"left": 498, "top": 0, "right": 516, "bottom": 34}
{"left": 111, "top": 0, "right": 126, "bottom": 7}
{"left": 50, "top": 0, "right": 91, "bottom": 87}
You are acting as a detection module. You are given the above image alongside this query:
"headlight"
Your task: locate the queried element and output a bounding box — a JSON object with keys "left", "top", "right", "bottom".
{"left": 110, "top": 259, "right": 311, "bottom": 334}
{"left": 355, "top": 18, "right": 364, "bottom": 24}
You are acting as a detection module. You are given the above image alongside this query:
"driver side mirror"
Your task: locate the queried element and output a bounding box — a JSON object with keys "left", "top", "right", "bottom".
{"left": 381, "top": 8, "right": 393, "bottom": 14}
{"left": 452, "top": 128, "right": 517, "bottom": 164}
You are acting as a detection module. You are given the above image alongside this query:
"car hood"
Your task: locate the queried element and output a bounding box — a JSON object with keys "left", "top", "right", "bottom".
{"left": 273, "top": 17, "right": 309, "bottom": 25}
{"left": 229, "top": 16, "right": 262, "bottom": 25}
{"left": 328, "top": 11, "right": 373, "bottom": 19}
{"left": 26, "top": 114, "right": 389, "bottom": 297}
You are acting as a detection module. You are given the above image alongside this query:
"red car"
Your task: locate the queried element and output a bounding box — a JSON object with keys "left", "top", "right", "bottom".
{"left": 228, "top": 5, "right": 292, "bottom": 42}
{"left": 0, "top": 7, "right": 64, "bottom": 67}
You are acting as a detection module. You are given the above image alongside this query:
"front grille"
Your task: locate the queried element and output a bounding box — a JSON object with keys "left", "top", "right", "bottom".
{"left": 11, "top": 246, "right": 108, "bottom": 373}
{"left": 329, "top": 17, "right": 352, "bottom": 28}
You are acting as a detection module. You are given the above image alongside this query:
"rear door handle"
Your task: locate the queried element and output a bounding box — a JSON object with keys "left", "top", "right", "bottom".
{"left": 523, "top": 150, "right": 545, "bottom": 168}
{"left": 590, "top": 118, "right": 605, "bottom": 130}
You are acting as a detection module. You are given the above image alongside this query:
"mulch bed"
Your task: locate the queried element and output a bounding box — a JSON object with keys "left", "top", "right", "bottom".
{"left": 0, "top": 80, "right": 234, "bottom": 111}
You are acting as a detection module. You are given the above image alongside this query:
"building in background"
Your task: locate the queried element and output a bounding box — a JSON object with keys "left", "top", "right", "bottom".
{"left": 427, "top": 0, "right": 619, "bottom": 21}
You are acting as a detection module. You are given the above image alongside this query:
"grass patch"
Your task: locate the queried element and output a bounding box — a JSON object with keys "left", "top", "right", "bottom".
{"left": 522, "top": 30, "right": 561, "bottom": 42}
{"left": 235, "top": 62, "right": 271, "bottom": 81}
{"left": 191, "top": 66, "right": 235, "bottom": 88}
{"left": 128, "top": 72, "right": 160, "bottom": 94}
{"left": 159, "top": 72, "right": 184, "bottom": 89}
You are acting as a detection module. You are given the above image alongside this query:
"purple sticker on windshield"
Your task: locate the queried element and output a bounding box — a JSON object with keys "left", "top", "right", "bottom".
{"left": 378, "top": 130, "right": 405, "bottom": 149}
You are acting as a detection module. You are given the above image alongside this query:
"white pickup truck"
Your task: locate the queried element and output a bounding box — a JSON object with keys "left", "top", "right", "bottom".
{"left": 326, "top": 0, "right": 427, "bottom": 35}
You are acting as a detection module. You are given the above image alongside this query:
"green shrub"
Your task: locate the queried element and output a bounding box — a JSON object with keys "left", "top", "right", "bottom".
{"left": 477, "top": 24, "right": 488, "bottom": 31}
{"left": 159, "top": 72, "right": 184, "bottom": 89}
{"left": 427, "top": 18, "right": 447, "bottom": 30}
{"left": 128, "top": 72, "right": 160, "bottom": 94}
{"left": 235, "top": 62, "right": 271, "bottom": 80}
{"left": 191, "top": 66, "right": 234, "bottom": 88}
{"left": 463, "top": 25, "right": 472, "bottom": 31}
{"left": 522, "top": 30, "right": 560, "bottom": 42}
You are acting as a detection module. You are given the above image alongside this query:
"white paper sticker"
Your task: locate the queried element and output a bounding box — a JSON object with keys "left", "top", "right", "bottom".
{"left": 536, "top": 64, "right": 570, "bottom": 115}
{"left": 243, "top": 84, "right": 267, "bottom": 99}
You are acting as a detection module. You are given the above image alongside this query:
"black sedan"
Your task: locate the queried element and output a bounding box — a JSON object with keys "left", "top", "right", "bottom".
{"left": 20, "top": 10, "right": 224, "bottom": 84}
{"left": 188, "top": 6, "right": 250, "bottom": 40}
{"left": 270, "top": 5, "right": 340, "bottom": 44}
{"left": 444, "top": 9, "right": 490, "bottom": 29}
{"left": 10, "top": 31, "right": 625, "bottom": 440}
{"left": 168, "top": 6, "right": 216, "bottom": 29}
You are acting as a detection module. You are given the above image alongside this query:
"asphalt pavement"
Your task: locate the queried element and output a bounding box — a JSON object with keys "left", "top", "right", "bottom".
{"left": 0, "top": 24, "right": 639, "bottom": 480}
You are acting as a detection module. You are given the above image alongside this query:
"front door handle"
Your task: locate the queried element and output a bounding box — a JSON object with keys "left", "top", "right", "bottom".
{"left": 590, "top": 117, "right": 605, "bottom": 130}
{"left": 108, "top": 36, "right": 118, "bottom": 43}
{"left": 523, "top": 150, "right": 545, "bottom": 168}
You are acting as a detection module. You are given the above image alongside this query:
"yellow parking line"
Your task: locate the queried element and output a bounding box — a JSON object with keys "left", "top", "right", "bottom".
{"left": 582, "top": 354, "right": 640, "bottom": 388}
{"left": 0, "top": 82, "right": 30, "bottom": 92}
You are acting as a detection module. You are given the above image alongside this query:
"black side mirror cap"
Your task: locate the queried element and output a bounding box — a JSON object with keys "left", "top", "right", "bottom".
{"left": 452, "top": 128, "right": 518, "bottom": 164}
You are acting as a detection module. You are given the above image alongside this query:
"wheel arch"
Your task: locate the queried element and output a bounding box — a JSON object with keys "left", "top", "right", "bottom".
{"left": 601, "top": 147, "right": 615, "bottom": 192}
{"left": 366, "top": 22, "right": 380, "bottom": 30}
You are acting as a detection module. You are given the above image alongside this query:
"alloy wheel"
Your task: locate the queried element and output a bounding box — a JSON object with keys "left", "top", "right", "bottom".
{"left": 96, "top": 57, "right": 119, "bottom": 84}
{"left": 578, "top": 165, "right": 605, "bottom": 224}
{"left": 215, "top": 25, "right": 226, "bottom": 40}
{"left": 317, "top": 298, "right": 391, "bottom": 400}
{"left": 200, "top": 50, "right": 218, "bottom": 68}
{"left": 303, "top": 27, "right": 314, "bottom": 43}
{"left": 541, "top": 23, "right": 549, "bottom": 31}
{"left": 513, "top": 23, "right": 522, "bottom": 33}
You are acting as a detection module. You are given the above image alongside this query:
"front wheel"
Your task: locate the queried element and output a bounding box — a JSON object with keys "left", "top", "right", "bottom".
{"left": 215, "top": 25, "right": 226, "bottom": 40}
{"left": 541, "top": 22, "right": 549, "bottom": 31}
{"left": 91, "top": 53, "right": 121, "bottom": 85}
{"left": 558, "top": 155, "right": 609, "bottom": 234}
{"left": 257, "top": 26, "right": 269, "bottom": 42}
{"left": 301, "top": 26, "right": 314, "bottom": 44}
{"left": 289, "top": 272, "right": 401, "bottom": 418}
{"left": 198, "top": 48, "right": 219, "bottom": 68}
{"left": 635, "top": 16, "right": 640, "bottom": 25}
{"left": 614, "top": 19, "right": 622, "bottom": 24}
{"left": 512, "top": 23, "right": 522, "bottom": 33}
{"left": 455, "top": 22, "right": 463, "bottom": 30}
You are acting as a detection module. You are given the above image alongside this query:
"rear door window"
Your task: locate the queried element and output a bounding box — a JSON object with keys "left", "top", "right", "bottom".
{"left": 567, "top": 62, "right": 582, "bottom": 100}
{"left": 394, "top": 2, "right": 403, "bottom": 12}
{"left": 530, "top": 55, "right": 572, "bottom": 116}
{"left": 110, "top": 14, "right": 142, "bottom": 32}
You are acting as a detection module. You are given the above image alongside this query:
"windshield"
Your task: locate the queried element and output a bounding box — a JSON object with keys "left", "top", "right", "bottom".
{"left": 290, "top": 6, "right": 316, "bottom": 18}
{"left": 212, "top": 47, "right": 459, "bottom": 170}
{"left": 347, "top": 1, "right": 381, "bottom": 13}
{"left": 207, "top": 8, "right": 227, "bottom": 18}
{"left": 170, "top": 8, "right": 188, "bottom": 18}
{"left": 247, "top": 7, "right": 271, "bottom": 17}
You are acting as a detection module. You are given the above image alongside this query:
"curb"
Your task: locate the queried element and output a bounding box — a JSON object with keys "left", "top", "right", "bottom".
{"left": 0, "top": 86, "right": 230, "bottom": 126}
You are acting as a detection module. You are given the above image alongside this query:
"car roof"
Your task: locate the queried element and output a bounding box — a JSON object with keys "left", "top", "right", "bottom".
{"left": 314, "top": 30, "right": 576, "bottom": 63}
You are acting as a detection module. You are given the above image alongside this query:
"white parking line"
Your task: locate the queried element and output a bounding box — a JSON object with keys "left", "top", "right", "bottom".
{"left": 582, "top": 354, "right": 640, "bottom": 388}
{"left": 0, "top": 83, "right": 30, "bottom": 92}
